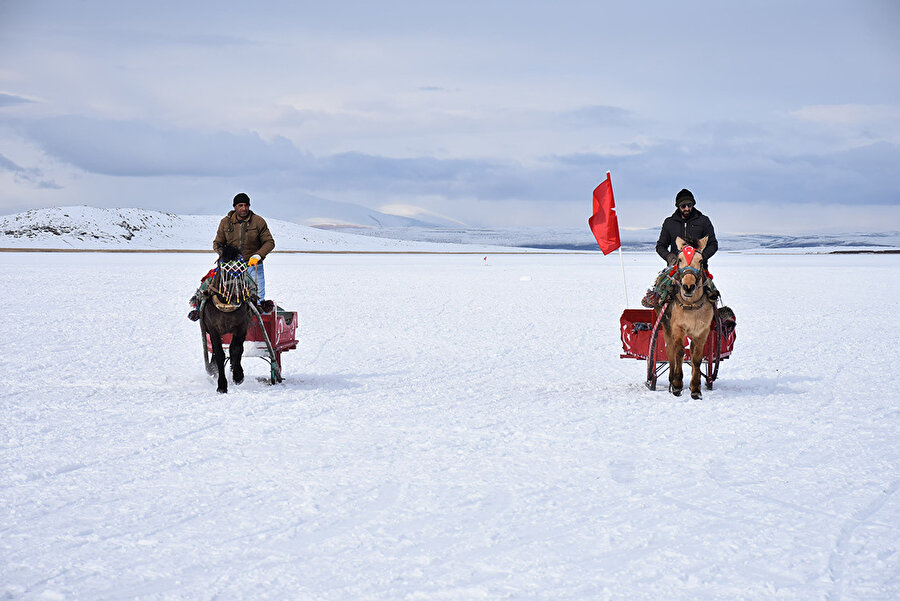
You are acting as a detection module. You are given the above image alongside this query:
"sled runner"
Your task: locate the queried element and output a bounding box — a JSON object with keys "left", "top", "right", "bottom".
{"left": 620, "top": 304, "right": 736, "bottom": 391}
{"left": 203, "top": 304, "right": 299, "bottom": 384}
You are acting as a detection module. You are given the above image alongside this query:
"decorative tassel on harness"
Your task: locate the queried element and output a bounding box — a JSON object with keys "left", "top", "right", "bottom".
{"left": 187, "top": 252, "right": 259, "bottom": 320}
{"left": 204, "top": 259, "right": 254, "bottom": 312}
{"left": 213, "top": 259, "right": 252, "bottom": 305}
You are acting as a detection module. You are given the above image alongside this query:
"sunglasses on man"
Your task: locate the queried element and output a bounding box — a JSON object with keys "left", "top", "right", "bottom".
{"left": 679, "top": 202, "right": 695, "bottom": 209}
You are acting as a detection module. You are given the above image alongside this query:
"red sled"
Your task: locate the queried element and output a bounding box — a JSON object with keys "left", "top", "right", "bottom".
{"left": 620, "top": 305, "right": 736, "bottom": 391}
{"left": 204, "top": 305, "right": 299, "bottom": 384}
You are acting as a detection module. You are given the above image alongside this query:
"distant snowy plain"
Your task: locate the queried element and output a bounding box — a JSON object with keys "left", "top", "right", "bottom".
{"left": 3, "top": 206, "right": 899, "bottom": 253}
{"left": 3, "top": 249, "right": 899, "bottom": 600}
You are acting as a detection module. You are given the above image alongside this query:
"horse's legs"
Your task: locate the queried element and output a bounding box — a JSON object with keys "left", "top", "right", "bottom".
{"left": 230, "top": 330, "right": 246, "bottom": 385}
{"left": 666, "top": 328, "right": 684, "bottom": 396}
{"left": 689, "top": 339, "right": 705, "bottom": 399}
{"left": 208, "top": 330, "right": 228, "bottom": 393}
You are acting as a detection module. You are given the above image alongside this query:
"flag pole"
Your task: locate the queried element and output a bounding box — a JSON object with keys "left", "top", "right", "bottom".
{"left": 608, "top": 171, "right": 629, "bottom": 307}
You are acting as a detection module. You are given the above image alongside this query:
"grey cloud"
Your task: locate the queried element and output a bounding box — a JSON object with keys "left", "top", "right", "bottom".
{"left": 300, "top": 151, "right": 604, "bottom": 204}
{"left": 272, "top": 107, "right": 331, "bottom": 127}
{"left": 550, "top": 139, "right": 900, "bottom": 207}
{"left": 56, "top": 27, "right": 254, "bottom": 49}
{"left": 11, "top": 114, "right": 898, "bottom": 209}
{"left": 754, "top": 142, "right": 900, "bottom": 206}
{"left": 0, "top": 93, "right": 35, "bottom": 107}
{"left": 20, "top": 116, "right": 308, "bottom": 177}
{"left": 13, "top": 115, "right": 552, "bottom": 199}
{"left": 562, "top": 105, "right": 634, "bottom": 127}
{"left": 675, "top": 134, "right": 900, "bottom": 206}
{"left": 0, "top": 155, "right": 20, "bottom": 171}
{"left": 301, "top": 152, "right": 528, "bottom": 198}
{"left": 164, "top": 33, "right": 255, "bottom": 47}
{"left": 0, "top": 152, "right": 61, "bottom": 189}
{"left": 681, "top": 120, "right": 772, "bottom": 152}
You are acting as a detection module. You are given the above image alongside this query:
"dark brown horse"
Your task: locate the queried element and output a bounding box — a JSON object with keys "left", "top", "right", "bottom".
{"left": 662, "top": 236, "right": 714, "bottom": 399}
{"left": 200, "top": 245, "right": 252, "bottom": 393}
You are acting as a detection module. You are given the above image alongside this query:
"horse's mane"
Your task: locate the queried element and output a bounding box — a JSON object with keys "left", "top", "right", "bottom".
{"left": 680, "top": 237, "right": 700, "bottom": 250}
{"left": 220, "top": 244, "right": 242, "bottom": 263}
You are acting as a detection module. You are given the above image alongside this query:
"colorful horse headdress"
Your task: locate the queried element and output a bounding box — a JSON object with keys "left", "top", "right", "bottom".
{"left": 214, "top": 258, "right": 252, "bottom": 305}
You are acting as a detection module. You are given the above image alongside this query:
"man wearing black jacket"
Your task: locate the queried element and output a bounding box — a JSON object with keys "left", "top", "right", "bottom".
{"left": 656, "top": 189, "right": 718, "bottom": 265}
{"left": 642, "top": 189, "right": 719, "bottom": 307}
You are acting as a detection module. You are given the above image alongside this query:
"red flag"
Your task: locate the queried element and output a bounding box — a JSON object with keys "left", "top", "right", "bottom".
{"left": 588, "top": 172, "right": 621, "bottom": 254}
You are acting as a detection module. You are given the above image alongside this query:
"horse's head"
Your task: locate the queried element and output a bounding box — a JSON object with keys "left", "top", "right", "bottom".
{"left": 213, "top": 244, "right": 250, "bottom": 305}
{"left": 674, "top": 236, "right": 708, "bottom": 301}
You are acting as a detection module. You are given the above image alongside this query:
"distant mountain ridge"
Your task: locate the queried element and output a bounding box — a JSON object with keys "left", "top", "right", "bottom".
{"left": 2, "top": 206, "right": 898, "bottom": 252}
{"left": 326, "top": 225, "right": 900, "bottom": 253}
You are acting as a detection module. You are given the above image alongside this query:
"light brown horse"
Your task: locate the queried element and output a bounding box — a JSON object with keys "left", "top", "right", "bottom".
{"left": 662, "top": 236, "right": 714, "bottom": 399}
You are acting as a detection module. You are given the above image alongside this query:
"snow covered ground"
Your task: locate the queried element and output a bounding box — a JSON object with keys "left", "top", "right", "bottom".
{"left": 2, "top": 250, "right": 899, "bottom": 600}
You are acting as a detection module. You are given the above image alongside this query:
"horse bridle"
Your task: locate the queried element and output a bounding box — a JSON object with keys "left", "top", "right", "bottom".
{"left": 672, "top": 248, "right": 707, "bottom": 311}
{"left": 676, "top": 264, "right": 703, "bottom": 279}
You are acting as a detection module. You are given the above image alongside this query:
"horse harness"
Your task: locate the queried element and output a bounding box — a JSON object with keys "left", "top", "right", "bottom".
{"left": 671, "top": 246, "right": 709, "bottom": 311}
{"left": 208, "top": 259, "right": 252, "bottom": 312}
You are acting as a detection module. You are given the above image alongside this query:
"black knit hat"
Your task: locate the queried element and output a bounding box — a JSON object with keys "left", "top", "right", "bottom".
{"left": 233, "top": 192, "right": 250, "bottom": 207}
{"left": 675, "top": 189, "right": 695, "bottom": 206}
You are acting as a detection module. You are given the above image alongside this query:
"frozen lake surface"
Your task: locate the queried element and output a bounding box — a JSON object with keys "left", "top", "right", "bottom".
{"left": 3, "top": 251, "right": 899, "bottom": 600}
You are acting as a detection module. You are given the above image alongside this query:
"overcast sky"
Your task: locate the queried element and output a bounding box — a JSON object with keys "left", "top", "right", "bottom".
{"left": 1, "top": 0, "right": 898, "bottom": 233}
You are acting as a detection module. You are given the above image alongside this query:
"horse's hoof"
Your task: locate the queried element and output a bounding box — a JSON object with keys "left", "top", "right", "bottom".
{"left": 691, "top": 391, "right": 702, "bottom": 400}
{"left": 217, "top": 387, "right": 227, "bottom": 394}
{"left": 233, "top": 371, "right": 244, "bottom": 385}
{"left": 669, "top": 384, "right": 682, "bottom": 396}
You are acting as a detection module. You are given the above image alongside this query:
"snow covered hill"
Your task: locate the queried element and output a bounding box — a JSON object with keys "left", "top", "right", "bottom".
{"left": 0, "top": 206, "right": 475, "bottom": 252}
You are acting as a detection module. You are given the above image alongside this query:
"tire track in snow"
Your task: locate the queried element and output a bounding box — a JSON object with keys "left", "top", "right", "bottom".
{"left": 827, "top": 478, "right": 900, "bottom": 601}
{"left": 269, "top": 481, "right": 407, "bottom": 554}
{"left": 305, "top": 332, "right": 340, "bottom": 369}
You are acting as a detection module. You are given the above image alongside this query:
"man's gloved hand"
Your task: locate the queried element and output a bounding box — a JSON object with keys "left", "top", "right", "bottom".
{"left": 666, "top": 252, "right": 677, "bottom": 266}
{"left": 248, "top": 254, "right": 261, "bottom": 267}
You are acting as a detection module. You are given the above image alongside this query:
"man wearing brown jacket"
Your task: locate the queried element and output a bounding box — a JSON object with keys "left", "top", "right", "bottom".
{"left": 213, "top": 192, "right": 275, "bottom": 304}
